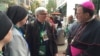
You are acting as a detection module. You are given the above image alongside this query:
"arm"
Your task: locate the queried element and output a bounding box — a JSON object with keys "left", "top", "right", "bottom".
{"left": 4, "top": 34, "right": 29, "bottom": 56}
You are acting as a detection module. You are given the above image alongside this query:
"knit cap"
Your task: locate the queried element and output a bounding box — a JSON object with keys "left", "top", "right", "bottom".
{"left": 7, "top": 6, "right": 28, "bottom": 24}
{"left": 0, "top": 11, "right": 12, "bottom": 40}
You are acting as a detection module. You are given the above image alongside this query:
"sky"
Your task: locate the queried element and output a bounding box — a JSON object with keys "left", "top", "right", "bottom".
{"left": 67, "top": 0, "right": 90, "bottom": 16}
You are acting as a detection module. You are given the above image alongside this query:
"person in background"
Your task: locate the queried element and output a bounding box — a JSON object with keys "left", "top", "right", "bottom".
{"left": 70, "top": 1, "right": 100, "bottom": 56}
{"left": 52, "top": 15, "right": 62, "bottom": 28}
{"left": 46, "top": 16, "right": 57, "bottom": 42}
{"left": 4, "top": 6, "right": 30, "bottom": 56}
{"left": 65, "top": 14, "right": 78, "bottom": 55}
{"left": 46, "top": 16, "right": 55, "bottom": 28}
{"left": 65, "top": 15, "right": 75, "bottom": 34}
{"left": 26, "top": 7, "right": 57, "bottom": 56}
{"left": 0, "top": 11, "right": 12, "bottom": 56}
{"left": 68, "top": 15, "right": 74, "bottom": 24}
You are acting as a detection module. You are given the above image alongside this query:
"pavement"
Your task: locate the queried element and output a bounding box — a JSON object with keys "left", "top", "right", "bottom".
{"left": 57, "top": 39, "right": 68, "bottom": 56}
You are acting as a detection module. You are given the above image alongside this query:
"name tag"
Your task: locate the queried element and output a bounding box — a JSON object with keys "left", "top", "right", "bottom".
{"left": 41, "top": 30, "right": 49, "bottom": 41}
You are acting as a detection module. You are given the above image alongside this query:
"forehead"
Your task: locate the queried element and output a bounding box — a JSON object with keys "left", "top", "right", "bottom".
{"left": 40, "top": 11, "right": 47, "bottom": 13}
{"left": 76, "top": 7, "right": 83, "bottom": 13}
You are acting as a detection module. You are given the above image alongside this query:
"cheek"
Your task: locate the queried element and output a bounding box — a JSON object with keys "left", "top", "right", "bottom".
{"left": 4, "top": 29, "right": 12, "bottom": 43}
{"left": 76, "top": 14, "right": 83, "bottom": 19}
{"left": 8, "top": 30, "right": 13, "bottom": 41}
{"left": 42, "top": 16, "right": 47, "bottom": 20}
{"left": 23, "top": 19, "right": 27, "bottom": 23}
{"left": 22, "top": 15, "right": 28, "bottom": 24}
{"left": 76, "top": 15, "right": 84, "bottom": 22}
{"left": 21, "top": 18, "right": 27, "bottom": 25}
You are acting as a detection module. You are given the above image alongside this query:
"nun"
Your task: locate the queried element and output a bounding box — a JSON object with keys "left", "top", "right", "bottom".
{"left": 0, "top": 11, "right": 12, "bottom": 56}
{"left": 4, "top": 6, "right": 30, "bottom": 56}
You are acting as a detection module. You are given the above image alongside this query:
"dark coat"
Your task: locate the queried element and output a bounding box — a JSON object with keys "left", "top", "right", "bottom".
{"left": 71, "top": 19, "right": 100, "bottom": 56}
{"left": 66, "top": 21, "right": 79, "bottom": 56}
{"left": 26, "top": 20, "right": 57, "bottom": 56}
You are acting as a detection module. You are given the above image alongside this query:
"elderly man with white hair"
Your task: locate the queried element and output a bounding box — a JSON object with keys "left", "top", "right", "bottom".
{"left": 26, "top": 7, "right": 58, "bottom": 56}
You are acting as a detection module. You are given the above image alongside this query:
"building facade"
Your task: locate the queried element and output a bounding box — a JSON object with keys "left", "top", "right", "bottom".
{"left": 56, "top": 0, "right": 67, "bottom": 17}
{"left": 13, "top": 0, "right": 31, "bottom": 9}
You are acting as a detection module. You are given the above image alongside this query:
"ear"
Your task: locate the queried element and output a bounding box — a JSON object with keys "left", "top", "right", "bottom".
{"left": 85, "top": 13, "right": 89, "bottom": 18}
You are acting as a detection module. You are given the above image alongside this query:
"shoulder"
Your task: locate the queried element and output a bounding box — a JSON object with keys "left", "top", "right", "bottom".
{"left": 26, "top": 20, "right": 37, "bottom": 29}
{"left": 45, "top": 21, "right": 53, "bottom": 29}
{"left": 45, "top": 21, "right": 50, "bottom": 26}
{"left": 27, "top": 20, "right": 38, "bottom": 27}
{"left": 89, "top": 19, "right": 100, "bottom": 28}
{"left": 12, "top": 28, "right": 20, "bottom": 36}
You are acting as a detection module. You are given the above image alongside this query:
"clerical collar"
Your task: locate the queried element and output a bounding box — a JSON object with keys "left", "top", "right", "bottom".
{"left": 37, "top": 19, "right": 45, "bottom": 24}
{"left": 87, "top": 18, "right": 94, "bottom": 22}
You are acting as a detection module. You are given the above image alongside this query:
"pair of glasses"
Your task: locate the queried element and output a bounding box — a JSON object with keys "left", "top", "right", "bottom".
{"left": 40, "top": 13, "right": 48, "bottom": 15}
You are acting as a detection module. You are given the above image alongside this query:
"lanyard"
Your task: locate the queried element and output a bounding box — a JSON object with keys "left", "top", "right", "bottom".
{"left": 39, "top": 22, "right": 45, "bottom": 44}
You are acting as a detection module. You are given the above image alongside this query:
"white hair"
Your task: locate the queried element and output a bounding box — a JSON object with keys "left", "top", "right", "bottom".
{"left": 35, "top": 7, "right": 47, "bottom": 16}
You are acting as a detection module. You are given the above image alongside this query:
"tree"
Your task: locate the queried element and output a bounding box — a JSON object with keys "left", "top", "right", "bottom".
{"left": 0, "top": 0, "right": 15, "bottom": 11}
{"left": 0, "top": 0, "right": 15, "bottom": 6}
{"left": 0, "top": 0, "right": 9, "bottom": 3}
{"left": 31, "top": 0, "right": 40, "bottom": 14}
{"left": 46, "top": 0, "right": 57, "bottom": 13}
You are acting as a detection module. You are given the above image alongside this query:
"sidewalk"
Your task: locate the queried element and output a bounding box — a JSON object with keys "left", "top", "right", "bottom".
{"left": 57, "top": 39, "right": 68, "bottom": 56}
{"left": 56, "top": 53, "right": 65, "bottom": 56}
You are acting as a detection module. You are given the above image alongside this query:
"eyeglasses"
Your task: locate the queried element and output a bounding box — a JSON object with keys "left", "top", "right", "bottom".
{"left": 40, "top": 13, "right": 48, "bottom": 15}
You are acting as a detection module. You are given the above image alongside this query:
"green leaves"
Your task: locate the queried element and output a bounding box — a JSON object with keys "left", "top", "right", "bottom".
{"left": 31, "top": 0, "right": 40, "bottom": 13}
{"left": 46, "top": 0, "right": 57, "bottom": 13}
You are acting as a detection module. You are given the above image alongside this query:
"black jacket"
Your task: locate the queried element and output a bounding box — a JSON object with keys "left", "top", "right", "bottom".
{"left": 26, "top": 20, "right": 57, "bottom": 56}
{"left": 71, "top": 19, "right": 100, "bottom": 56}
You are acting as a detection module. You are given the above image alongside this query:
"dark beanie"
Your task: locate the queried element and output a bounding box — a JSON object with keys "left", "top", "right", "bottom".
{"left": 6, "top": 6, "right": 28, "bottom": 24}
{"left": 0, "top": 11, "right": 12, "bottom": 40}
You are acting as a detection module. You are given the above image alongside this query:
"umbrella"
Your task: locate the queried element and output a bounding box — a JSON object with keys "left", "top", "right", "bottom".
{"left": 51, "top": 12, "right": 61, "bottom": 15}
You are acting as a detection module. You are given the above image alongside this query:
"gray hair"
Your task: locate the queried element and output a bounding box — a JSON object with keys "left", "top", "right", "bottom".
{"left": 35, "top": 7, "right": 47, "bottom": 16}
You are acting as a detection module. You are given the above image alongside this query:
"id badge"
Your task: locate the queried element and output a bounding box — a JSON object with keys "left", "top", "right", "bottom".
{"left": 39, "top": 45, "right": 46, "bottom": 56}
{"left": 41, "top": 31, "right": 49, "bottom": 41}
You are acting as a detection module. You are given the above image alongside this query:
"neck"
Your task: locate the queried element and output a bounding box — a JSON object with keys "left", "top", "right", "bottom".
{"left": 16, "top": 23, "right": 20, "bottom": 28}
{"left": 37, "top": 19, "right": 45, "bottom": 23}
{"left": 80, "top": 18, "right": 93, "bottom": 24}
{"left": 0, "top": 42, "right": 5, "bottom": 51}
